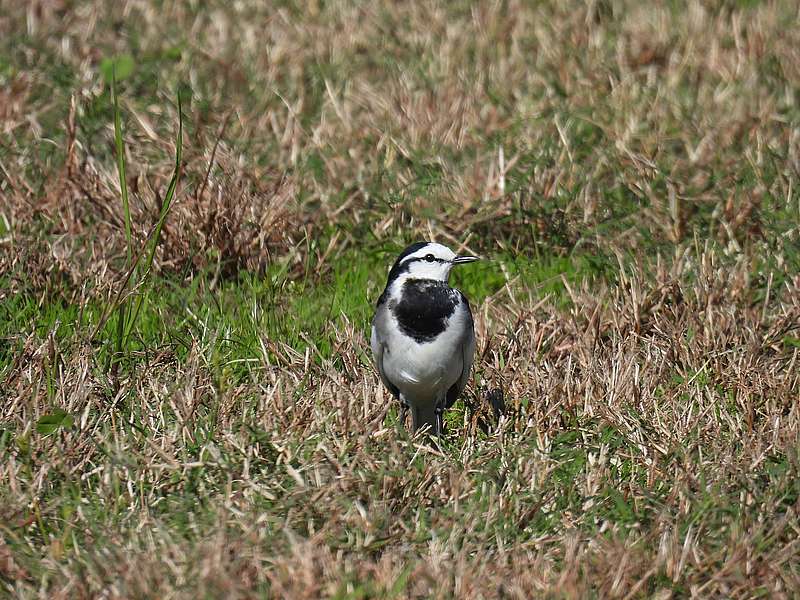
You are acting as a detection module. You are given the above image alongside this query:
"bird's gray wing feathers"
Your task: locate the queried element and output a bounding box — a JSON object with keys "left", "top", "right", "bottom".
{"left": 445, "top": 300, "right": 475, "bottom": 409}
{"left": 371, "top": 309, "right": 400, "bottom": 400}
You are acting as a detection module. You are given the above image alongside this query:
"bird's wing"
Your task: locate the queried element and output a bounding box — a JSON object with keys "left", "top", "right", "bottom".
{"left": 445, "top": 297, "right": 475, "bottom": 409}
{"left": 371, "top": 309, "right": 400, "bottom": 400}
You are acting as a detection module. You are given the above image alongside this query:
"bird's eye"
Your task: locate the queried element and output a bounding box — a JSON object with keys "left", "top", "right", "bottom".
{"left": 425, "top": 254, "right": 435, "bottom": 262}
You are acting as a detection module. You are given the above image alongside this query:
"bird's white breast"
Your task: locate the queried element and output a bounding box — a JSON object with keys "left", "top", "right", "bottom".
{"left": 381, "top": 301, "right": 470, "bottom": 401}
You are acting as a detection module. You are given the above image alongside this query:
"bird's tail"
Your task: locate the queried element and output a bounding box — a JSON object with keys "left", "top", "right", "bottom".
{"left": 411, "top": 404, "right": 439, "bottom": 435}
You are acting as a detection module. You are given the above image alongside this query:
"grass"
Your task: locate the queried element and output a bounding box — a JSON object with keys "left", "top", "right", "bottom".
{"left": 1, "top": 0, "right": 800, "bottom": 597}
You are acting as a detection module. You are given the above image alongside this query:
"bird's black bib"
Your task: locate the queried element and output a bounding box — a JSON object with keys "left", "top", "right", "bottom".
{"left": 390, "top": 279, "right": 460, "bottom": 343}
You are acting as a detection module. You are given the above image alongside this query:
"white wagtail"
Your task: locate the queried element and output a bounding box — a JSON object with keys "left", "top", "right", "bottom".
{"left": 371, "top": 242, "right": 479, "bottom": 435}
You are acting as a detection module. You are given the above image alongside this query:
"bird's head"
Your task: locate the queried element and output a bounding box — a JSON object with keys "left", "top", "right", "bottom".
{"left": 385, "top": 241, "right": 479, "bottom": 287}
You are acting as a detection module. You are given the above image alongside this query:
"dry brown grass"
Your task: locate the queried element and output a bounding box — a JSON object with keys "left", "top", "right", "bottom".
{"left": 2, "top": 253, "right": 798, "bottom": 598}
{"left": 2, "top": 0, "right": 800, "bottom": 598}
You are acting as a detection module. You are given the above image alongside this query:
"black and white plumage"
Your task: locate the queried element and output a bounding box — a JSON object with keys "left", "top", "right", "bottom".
{"left": 371, "top": 242, "right": 479, "bottom": 435}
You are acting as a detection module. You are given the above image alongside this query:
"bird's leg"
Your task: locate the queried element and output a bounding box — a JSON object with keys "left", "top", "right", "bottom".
{"left": 399, "top": 402, "right": 409, "bottom": 431}
{"left": 434, "top": 405, "right": 444, "bottom": 436}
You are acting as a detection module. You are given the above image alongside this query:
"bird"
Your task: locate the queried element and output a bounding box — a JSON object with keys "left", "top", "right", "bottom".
{"left": 371, "top": 241, "right": 479, "bottom": 435}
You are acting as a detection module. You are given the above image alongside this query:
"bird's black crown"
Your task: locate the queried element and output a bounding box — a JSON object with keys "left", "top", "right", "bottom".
{"left": 384, "top": 241, "right": 432, "bottom": 285}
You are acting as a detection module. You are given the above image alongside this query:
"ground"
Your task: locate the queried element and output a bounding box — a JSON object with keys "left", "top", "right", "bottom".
{"left": 1, "top": 1, "right": 799, "bottom": 598}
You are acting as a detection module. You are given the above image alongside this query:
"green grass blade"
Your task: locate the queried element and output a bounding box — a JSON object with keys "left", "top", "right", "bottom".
{"left": 144, "top": 92, "right": 183, "bottom": 276}
{"left": 111, "top": 67, "right": 133, "bottom": 268}
{"left": 124, "top": 92, "right": 184, "bottom": 341}
{"left": 109, "top": 66, "right": 133, "bottom": 372}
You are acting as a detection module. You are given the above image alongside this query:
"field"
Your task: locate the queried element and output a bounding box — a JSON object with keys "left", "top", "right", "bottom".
{"left": 2, "top": 0, "right": 800, "bottom": 597}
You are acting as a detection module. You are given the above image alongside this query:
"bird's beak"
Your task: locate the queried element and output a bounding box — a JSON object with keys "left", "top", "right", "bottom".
{"left": 452, "top": 255, "right": 480, "bottom": 265}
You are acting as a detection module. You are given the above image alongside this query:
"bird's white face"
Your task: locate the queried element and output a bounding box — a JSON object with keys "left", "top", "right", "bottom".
{"left": 384, "top": 242, "right": 480, "bottom": 292}
{"left": 399, "top": 243, "right": 459, "bottom": 282}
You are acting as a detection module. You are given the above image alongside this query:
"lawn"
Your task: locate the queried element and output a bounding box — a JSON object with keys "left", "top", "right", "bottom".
{"left": 1, "top": 1, "right": 799, "bottom": 598}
